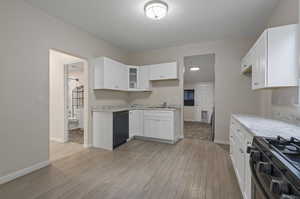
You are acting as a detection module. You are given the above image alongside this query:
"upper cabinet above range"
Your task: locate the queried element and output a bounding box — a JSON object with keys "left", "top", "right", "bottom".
{"left": 149, "top": 62, "right": 178, "bottom": 81}
{"left": 241, "top": 24, "right": 299, "bottom": 90}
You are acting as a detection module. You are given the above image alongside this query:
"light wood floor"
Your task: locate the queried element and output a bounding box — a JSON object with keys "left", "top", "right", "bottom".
{"left": 0, "top": 139, "right": 242, "bottom": 199}
{"left": 184, "top": 122, "right": 212, "bottom": 141}
{"left": 50, "top": 141, "right": 84, "bottom": 161}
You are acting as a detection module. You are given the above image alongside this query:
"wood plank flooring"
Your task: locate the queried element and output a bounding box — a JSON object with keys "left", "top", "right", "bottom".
{"left": 50, "top": 141, "right": 84, "bottom": 161}
{"left": 0, "top": 139, "right": 242, "bottom": 199}
{"left": 184, "top": 122, "right": 212, "bottom": 141}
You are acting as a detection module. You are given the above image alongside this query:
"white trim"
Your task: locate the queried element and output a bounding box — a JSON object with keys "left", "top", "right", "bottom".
{"left": 84, "top": 144, "right": 92, "bottom": 148}
{"left": 214, "top": 139, "right": 229, "bottom": 145}
{"left": 0, "top": 161, "right": 50, "bottom": 185}
{"left": 50, "top": 137, "right": 67, "bottom": 143}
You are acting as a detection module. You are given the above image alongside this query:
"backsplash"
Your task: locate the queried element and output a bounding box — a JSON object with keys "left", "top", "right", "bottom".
{"left": 272, "top": 105, "right": 300, "bottom": 126}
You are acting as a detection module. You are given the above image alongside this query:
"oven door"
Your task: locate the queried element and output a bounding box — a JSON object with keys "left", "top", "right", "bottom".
{"left": 252, "top": 177, "right": 268, "bottom": 199}
{"left": 250, "top": 159, "right": 270, "bottom": 199}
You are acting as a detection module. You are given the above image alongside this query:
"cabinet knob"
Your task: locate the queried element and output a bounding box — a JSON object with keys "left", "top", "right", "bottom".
{"left": 251, "top": 151, "right": 262, "bottom": 162}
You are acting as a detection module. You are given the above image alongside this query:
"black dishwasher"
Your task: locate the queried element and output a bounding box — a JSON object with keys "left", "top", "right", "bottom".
{"left": 113, "top": 111, "right": 129, "bottom": 149}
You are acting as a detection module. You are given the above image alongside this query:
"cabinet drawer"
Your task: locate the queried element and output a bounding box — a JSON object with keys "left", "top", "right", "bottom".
{"left": 143, "top": 110, "right": 173, "bottom": 118}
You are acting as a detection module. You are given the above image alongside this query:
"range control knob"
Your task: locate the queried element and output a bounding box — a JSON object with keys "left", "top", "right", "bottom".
{"left": 270, "top": 180, "right": 289, "bottom": 195}
{"left": 251, "top": 151, "right": 262, "bottom": 162}
{"left": 247, "top": 146, "right": 256, "bottom": 153}
{"left": 257, "top": 162, "right": 272, "bottom": 175}
{"left": 280, "top": 194, "right": 300, "bottom": 199}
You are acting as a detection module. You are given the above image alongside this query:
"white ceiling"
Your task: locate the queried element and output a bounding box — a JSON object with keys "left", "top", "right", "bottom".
{"left": 184, "top": 54, "right": 215, "bottom": 84}
{"left": 25, "top": 0, "right": 279, "bottom": 52}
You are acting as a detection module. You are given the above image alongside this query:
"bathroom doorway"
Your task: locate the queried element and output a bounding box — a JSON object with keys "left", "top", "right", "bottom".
{"left": 183, "top": 54, "right": 215, "bottom": 142}
{"left": 49, "top": 49, "right": 89, "bottom": 161}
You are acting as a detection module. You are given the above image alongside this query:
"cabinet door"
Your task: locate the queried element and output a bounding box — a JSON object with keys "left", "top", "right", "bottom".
{"left": 157, "top": 117, "right": 173, "bottom": 140}
{"left": 117, "top": 63, "right": 128, "bottom": 90}
{"left": 144, "top": 117, "right": 159, "bottom": 138}
{"left": 149, "top": 62, "right": 178, "bottom": 80}
{"left": 104, "top": 58, "right": 119, "bottom": 89}
{"left": 129, "top": 110, "right": 143, "bottom": 137}
{"left": 252, "top": 31, "right": 267, "bottom": 90}
{"left": 244, "top": 135, "right": 253, "bottom": 199}
{"left": 267, "top": 24, "right": 298, "bottom": 87}
{"left": 257, "top": 31, "right": 267, "bottom": 88}
{"left": 236, "top": 140, "right": 245, "bottom": 193}
{"left": 139, "top": 66, "right": 150, "bottom": 90}
{"left": 128, "top": 66, "right": 138, "bottom": 89}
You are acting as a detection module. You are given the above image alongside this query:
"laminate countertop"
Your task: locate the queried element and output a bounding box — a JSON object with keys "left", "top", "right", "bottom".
{"left": 232, "top": 114, "right": 300, "bottom": 139}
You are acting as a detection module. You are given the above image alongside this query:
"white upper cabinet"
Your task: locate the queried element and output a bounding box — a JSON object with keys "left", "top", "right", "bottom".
{"left": 252, "top": 31, "right": 267, "bottom": 90}
{"left": 128, "top": 66, "right": 139, "bottom": 90}
{"left": 139, "top": 65, "right": 151, "bottom": 90}
{"left": 149, "top": 62, "right": 178, "bottom": 80}
{"left": 128, "top": 65, "right": 151, "bottom": 91}
{"left": 93, "top": 57, "right": 178, "bottom": 91}
{"left": 92, "top": 57, "right": 128, "bottom": 91}
{"left": 241, "top": 24, "right": 299, "bottom": 90}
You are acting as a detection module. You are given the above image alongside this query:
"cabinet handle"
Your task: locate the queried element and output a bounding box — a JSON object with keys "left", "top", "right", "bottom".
{"left": 254, "top": 82, "right": 259, "bottom": 86}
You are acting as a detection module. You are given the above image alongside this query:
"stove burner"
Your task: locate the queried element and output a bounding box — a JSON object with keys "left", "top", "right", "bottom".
{"left": 267, "top": 136, "right": 300, "bottom": 155}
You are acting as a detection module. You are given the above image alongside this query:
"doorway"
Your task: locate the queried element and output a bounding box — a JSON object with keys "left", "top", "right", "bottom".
{"left": 183, "top": 54, "right": 215, "bottom": 142}
{"left": 49, "top": 49, "right": 89, "bottom": 161}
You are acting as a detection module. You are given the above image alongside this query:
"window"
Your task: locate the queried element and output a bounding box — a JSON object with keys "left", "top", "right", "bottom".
{"left": 72, "top": 85, "right": 84, "bottom": 116}
{"left": 184, "top": 89, "right": 194, "bottom": 106}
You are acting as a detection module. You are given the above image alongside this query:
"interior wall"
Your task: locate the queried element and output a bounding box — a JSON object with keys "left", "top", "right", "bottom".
{"left": 0, "top": 0, "right": 129, "bottom": 179}
{"left": 128, "top": 39, "right": 260, "bottom": 144}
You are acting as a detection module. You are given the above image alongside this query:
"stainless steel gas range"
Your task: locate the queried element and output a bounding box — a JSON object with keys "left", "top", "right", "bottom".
{"left": 248, "top": 136, "right": 300, "bottom": 199}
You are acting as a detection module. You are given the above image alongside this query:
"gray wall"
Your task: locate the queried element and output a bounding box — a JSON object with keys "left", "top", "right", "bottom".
{"left": 0, "top": 0, "right": 129, "bottom": 178}
{"left": 128, "top": 39, "right": 260, "bottom": 144}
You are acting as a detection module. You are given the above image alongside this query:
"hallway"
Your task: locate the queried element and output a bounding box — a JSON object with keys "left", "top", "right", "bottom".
{"left": 184, "top": 122, "right": 212, "bottom": 141}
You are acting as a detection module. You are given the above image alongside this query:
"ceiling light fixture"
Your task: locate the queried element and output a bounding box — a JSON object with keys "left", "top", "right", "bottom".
{"left": 144, "top": 0, "right": 168, "bottom": 20}
{"left": 190, "top": 67, "right": 200, "bottom": 71}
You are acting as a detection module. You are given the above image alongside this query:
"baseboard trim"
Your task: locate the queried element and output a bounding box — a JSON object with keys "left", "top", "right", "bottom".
{"left": 84, "top": 143, "right": 92, "bottom": 148}
{"left": 50, "top": 137, "right": 67, "bottom": 143}
{"left": 0, "top": 160, "right": 50, "bottom": 185}
{"left": 214, "top": 139, "right": 229, "bottom": 145}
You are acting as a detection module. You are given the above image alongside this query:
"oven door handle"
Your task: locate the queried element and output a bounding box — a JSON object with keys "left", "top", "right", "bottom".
{"left": 250, "top": 159, "right": 270, "bottom": 199}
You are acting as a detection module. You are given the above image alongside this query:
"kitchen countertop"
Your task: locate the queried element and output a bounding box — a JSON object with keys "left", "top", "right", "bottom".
{"left": 232, "top": 114, "right": 300, "bottom": 139}
{"left": 92, "top": 105, "right": 181, "bottom": 112}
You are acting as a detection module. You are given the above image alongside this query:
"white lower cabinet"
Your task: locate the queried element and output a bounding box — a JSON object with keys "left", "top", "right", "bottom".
{"left": 230, "top": 116, "right": 253, "bottom": 199}
{"left": 129, "top": 110, "right": 144, "bottom": 137}
{"left": 143, "top": 111, "right": 175, "bottom": 141}
{"left": 129, "top": 110, "right": 180, "bottom": 143}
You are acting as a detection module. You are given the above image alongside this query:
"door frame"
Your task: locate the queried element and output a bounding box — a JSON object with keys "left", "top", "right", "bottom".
{"left": 49, "top": 49, "right": 91, "bottom": 152}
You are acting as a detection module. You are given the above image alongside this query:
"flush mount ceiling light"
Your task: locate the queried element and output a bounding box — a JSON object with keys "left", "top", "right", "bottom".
{"left": 190, "top": 67, "right": 200, "bottom": 71}
{"left": 144, "top": 0, "right": 168, "bottom": 20}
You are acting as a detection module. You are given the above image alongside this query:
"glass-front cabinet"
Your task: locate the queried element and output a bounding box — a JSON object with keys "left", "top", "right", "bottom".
{"left": 128, "top": 66, "right": 138, "bottom": 89}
